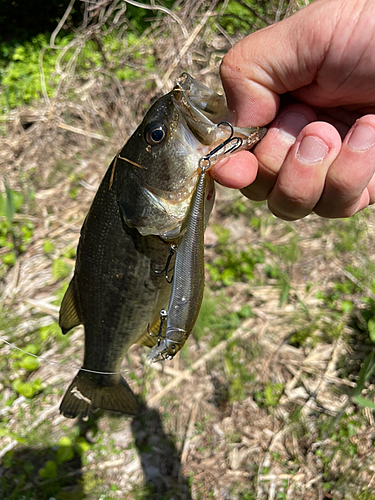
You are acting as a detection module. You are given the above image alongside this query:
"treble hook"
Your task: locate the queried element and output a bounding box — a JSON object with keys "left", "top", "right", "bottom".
{"left": 199, "top": 121, "right": 243, "bottom": 171}
{"left": 152, "top": 244, "right": 177, "bottom": 283}
{"left": 148, "top": 309, "right": 168, "bottom": 346}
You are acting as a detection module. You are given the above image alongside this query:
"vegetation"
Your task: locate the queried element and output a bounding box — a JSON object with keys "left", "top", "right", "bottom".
{"left": 2, "top": 0, "right": 375, "bottom": 499}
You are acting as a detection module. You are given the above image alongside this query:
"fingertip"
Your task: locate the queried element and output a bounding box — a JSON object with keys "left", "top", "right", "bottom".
{"left": 212, "top": 151, "right": 258, "bottom": 189}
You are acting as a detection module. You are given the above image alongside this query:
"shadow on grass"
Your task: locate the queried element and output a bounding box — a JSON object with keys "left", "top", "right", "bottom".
{"left": 0, "top": 401, "right": 192, "bottom": 500}
{"left": 0, "top": 445, "right": 84, "bottom": 500}
{"left": 130, "top": 401, "right": 193, "bottom": 500}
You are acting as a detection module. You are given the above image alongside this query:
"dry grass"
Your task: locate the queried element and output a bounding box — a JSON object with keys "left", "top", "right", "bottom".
{"left": 1, "top": 1, "right": 375, "bottom": 499}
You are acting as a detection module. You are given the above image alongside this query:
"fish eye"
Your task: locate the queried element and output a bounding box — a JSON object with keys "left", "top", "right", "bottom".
{"left": 145, "top": 123, "right": 167, "bottom": 146}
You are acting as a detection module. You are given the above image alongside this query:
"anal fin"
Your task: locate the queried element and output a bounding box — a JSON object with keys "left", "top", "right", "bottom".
{"left": 59, "top": 277, "right": 81, "bottom": 334}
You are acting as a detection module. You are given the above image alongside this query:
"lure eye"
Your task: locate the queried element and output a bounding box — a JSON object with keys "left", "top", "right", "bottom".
{"left": 145, "top": 123, "right": 167, "bottom": 146}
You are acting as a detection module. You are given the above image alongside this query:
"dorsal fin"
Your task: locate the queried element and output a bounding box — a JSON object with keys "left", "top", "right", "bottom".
{"left": 59, "top": 277, "right": 81, "bottom": 334}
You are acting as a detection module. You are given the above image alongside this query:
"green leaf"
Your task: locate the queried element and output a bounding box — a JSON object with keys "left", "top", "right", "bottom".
{"left": 52, "top": 258, "right": 71, "bottom": 280}
{"left": 352, "top": 352, "right": 375, "bottom": 398}
{"left": 56, "top": 444, "right": 74, "bottom": 464}
{"left": 4, "top": 178, "right": 15, "bottom": 223}
{"left": 352, "top": 395, "right": 375, "bottom": 409}
{"left": 368, "top": 319, "right": 375, "bottom": 343}
{"left": 39, "top": 322, "right": 61, "bottom": 340}
{"left": 43, "top": 240, "right": 55, "bottom": 254}
{"left": 38, "top": 460, "right": 57, "bottom": 479}
{"left": 279, "top": 282, "right": 290, "bottom": 306}
{"left": 20, "top": 355, "right": 39, "bottom": 371}
{"left": 58, "top": 436, "right": 72, "bottom": 447}
{"left": 12, "top": 380, "right": 34, "bottom": 398}
{"left": 3, "top": 251, "right": 16, "bottom": 266}
{"left": 74, "top": 436, "right": 91, "bottom": 454}
{"left": 0, "top": 193, "right": 5, "bottom": 216}
{"left": 24, "top": 343, "right": 38, "bottom": 354}
{"left": 12, "top": 378, "right": 42, "bottom": 398}
{"left": 340, "top": 300, "right": 354, "bottom": 313}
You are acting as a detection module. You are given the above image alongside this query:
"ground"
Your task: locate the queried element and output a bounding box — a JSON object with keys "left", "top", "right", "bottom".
{"left": 1, "top": 1, "right": 375, "bottom": 499}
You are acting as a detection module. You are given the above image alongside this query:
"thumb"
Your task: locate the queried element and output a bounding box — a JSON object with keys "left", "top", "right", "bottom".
{"left": 220, "top": 0, "right": 348, "bottom": 127}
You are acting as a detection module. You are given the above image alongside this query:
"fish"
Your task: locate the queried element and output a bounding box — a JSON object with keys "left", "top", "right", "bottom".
{"left": 58, "top": 73, "right": 267, "bottom": 418}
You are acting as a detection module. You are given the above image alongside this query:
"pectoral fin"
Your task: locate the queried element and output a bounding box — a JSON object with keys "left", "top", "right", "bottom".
{"left": 59, "top": 278, "right": 81, "bottom": 334}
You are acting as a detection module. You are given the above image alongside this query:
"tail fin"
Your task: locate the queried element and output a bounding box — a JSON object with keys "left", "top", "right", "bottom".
{"left": 60, "top": 370, "right": 139, "bottom": 418}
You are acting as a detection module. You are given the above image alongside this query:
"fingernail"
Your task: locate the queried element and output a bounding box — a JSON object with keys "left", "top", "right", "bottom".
{"left": 348, "top": 124, "right": 375, "bottom": 151}
{"left": 277, "top": 112, "right": 309, "bottom": 141}
{"left": 296, "top": 136, "right": 328, "bottom": 165}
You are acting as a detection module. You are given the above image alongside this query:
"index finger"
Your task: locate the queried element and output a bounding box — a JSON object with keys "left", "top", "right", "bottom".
{"left": 219, "top": 2, "right": 334, "bottom": 126}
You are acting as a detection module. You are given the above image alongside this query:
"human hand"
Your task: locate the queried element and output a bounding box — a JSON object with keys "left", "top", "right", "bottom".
{"left": 213, "top": 0, "right": 375, "bottom": 220}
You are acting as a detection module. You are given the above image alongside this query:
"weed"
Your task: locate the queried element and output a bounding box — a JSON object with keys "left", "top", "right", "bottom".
{"left": 254, "top": 382, "right": 284, "bottom": 408}
{"left": 194, "top": 292, "right": 242, "bottom": 346}
{"left": 217, "top": 0, "right": 267, "bottom": 35}
{"left": 289, "top": 317, "right": 320, "bottom": 347}
{"left": 52, "top": 257, "right": 72, "bottom": 281}
{"left": 206, "top": 233, "right": 265, "bottom": 287}
{"left": 0, "top": 181, "right": 34, "bottom": 276}
{"left": 224, "top": 341, "right": 257, "bottom": 402}
{"left": 43, "top": 239, "right": 56, "bottom": 255}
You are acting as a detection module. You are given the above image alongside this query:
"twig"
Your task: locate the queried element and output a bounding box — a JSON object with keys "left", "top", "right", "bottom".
{"left": 26, "top": 298, "right": 60, "bottom": 316}
{"left": 180, "top": 396, "right": 200, "bottom": 466}
{"left": 151, "top": 361, "right": 184, "bottom": 378}
{"left": 230, "top": 0, "right": 273, "bottom": 25}
{"left": 301, "top": 330, "right": 344, "bottom": 419}
{"left": 39, "top": 0, "right": 77, "bottom": 103}
{"left": 343, "top": 268, "right": 375, "bottom": 301}
{"left": 57, "top": 122, "right": 110, "bottom": 141}
{"left": 161, "top": 3, "right": 218, "bottom": 87}
{"left": 275, "top": 0, "right": 285, "bottom": 22}
{"left": 123, "top": 0, "right": 188, "bottom": 38}
{"left": 257, "top": 428, "right": 288, "bottom": 499}
{"left": 50, "top": 0, "right": 77, "bottom": 48}
{"left": 148, "top": 319, "right": 255, "bottom": 404}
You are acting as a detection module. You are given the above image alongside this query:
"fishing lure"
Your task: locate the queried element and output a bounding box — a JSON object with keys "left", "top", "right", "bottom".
{"left": 147, "top": 123, "right": 243, "bottom": 362}
{"left": 146, "top": 162, "right": 208, "bottom": 362}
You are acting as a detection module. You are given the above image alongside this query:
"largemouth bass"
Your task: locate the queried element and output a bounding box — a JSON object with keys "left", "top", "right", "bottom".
{"left": 59, "top": 74, "right": 267, "bottom": 418}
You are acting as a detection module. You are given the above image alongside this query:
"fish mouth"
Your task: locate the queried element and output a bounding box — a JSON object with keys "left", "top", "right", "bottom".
{"left": 139, "top": 77, "right": 226, "bottom": 218}
{"left": 172, "top": 73, "right": 267, "bottom": 155}
{"left": 172, "top": 74, "right": 226, "bottom": 145}
{"left": 176, "top": 73, "right": 228, "bottom": 123}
